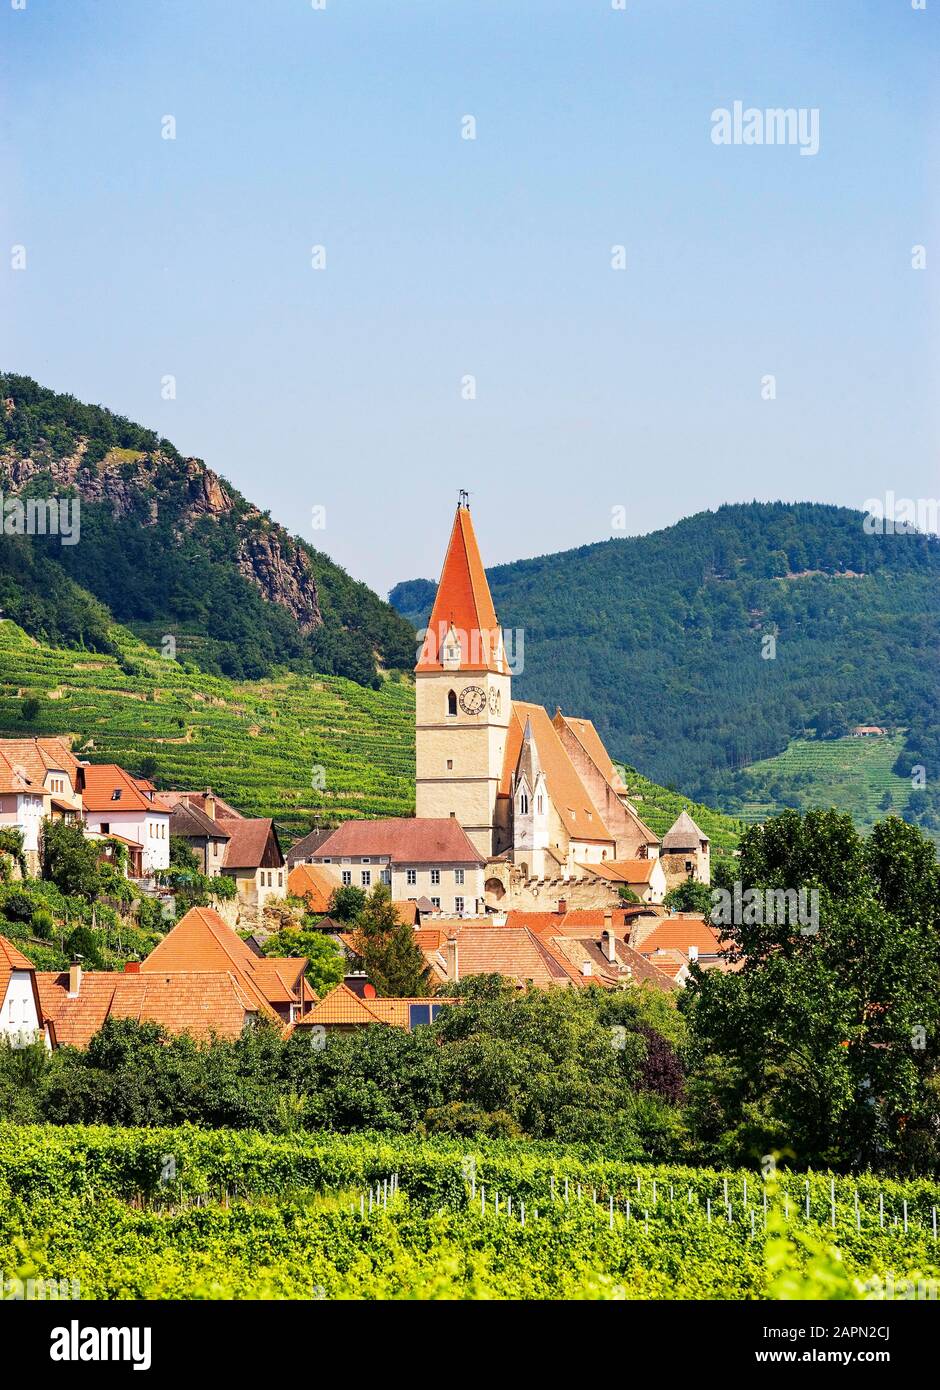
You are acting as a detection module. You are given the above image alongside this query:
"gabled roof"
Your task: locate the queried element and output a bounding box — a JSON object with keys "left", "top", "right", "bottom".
{"left": 158, "top": 790, "right": 244, "bottom": 820}
{"left": 287, "top": 863, "right": 337, "bottom": 912}
{"left": 219, "top": 817, "right": 283, "bottom": 870}
{"left": 313, "top": 818, "right": 485, "bottom": 866}
{"left": 424, "top": 926, "right": 587, "bottom": 989}
{"left": 633, "top": 914, "right": 729, "bottom": 959}
{"left": 415, "top": 504, "right": 507, "bottom": 674}
{"left": 36, "top": 968, "right": 261, "bottom": 1047}
{"left": 0, "top": 736, "right": 81, "bottom": 792}
{"left": 291, "top": 983, "right": 457, "bottom": 1030}
{"left": 0, "top": 934, "right": 37, "bottom": 1002}
{"left": 286, "top": 827, "right": 335, "bottom": 866}
{"left": 81, "top": 764, "right": 171, "bottom": 814}
{"left": 501, "top": 703, "right": 614, "bottom": 843}
{"left": 578, "top": 858, "right": 659, "bottom": 886}
{"left": 662, "top": 810, "right": 709, "bottom": 850}
{"left": 552, "top": 712, "right": 659, "bottom": 844}
{"left": 169, "top": 801, "right": 231, "bottom": 841}
{"left": 546, "top": 933, "right": 677, "bottom": 992}
{"left": 141, "top": 906, "right": 303, "bottom": 1014}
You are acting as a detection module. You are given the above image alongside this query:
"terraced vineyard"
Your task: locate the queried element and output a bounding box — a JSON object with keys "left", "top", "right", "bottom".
{"left": 615, "top": 767, "right": 744, "bottom": 855}
{"left": 0, "top": 620, "right": 416, "bottom": 842}
{"left": 732, "top": 735, "right": 912, "bottom": 831}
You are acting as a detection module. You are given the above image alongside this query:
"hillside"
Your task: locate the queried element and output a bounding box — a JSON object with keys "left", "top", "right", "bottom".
{"left": 391, "top": 502, "right": 940, "bottom": 828}
{"left": 0, "top": 618, "right": 742, "bottom": 853}
{"left": 0, "top": 374, "right": 416, "bottom": 685}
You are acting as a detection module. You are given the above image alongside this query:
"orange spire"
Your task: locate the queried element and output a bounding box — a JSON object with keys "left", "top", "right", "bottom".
{"left": 416, "top": 500, "right": 506, "bottom": 673}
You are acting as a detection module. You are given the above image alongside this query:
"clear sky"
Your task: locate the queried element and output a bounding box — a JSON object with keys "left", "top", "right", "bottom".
{"left": 1, "top": 0, "right": 937, "bottom": 594}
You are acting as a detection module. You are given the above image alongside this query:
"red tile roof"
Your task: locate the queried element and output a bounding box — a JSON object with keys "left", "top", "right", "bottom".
{"left": 314, "top": 818, "right": 484, "bottom": 866}
{"left": 287, "top": 863, "right": 336, "bottom": 912}
{"left": 219, "top": 817, "right": 283, "bottom": 870}
{"left": 634, "top": 915, "right": 729, "bottom": 958}
{"left": 501, "top": 703, "right": 615, "bottom": 843}
{"left": 415, "top": 504, "right": 507, "bottom": 674}
{"left": 0, "top": 935, "right": 41, "bottom": 1021}
{"left": 291, "top": 983, "right": 457, "bottom": 1030}
{"left": 81, "top": 764, "right": 172, "bottom": 814}
{"left": 36, "top": 969, "right": 260, "bottom": 1046}
{"left": 141, "top": 907, "right": 305, "bottom": 1014}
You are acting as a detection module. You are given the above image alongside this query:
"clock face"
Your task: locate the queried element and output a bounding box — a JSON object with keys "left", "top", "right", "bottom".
{"left": 489, "top": 686, "right": 501, "bottom": 714}
{"left": 459, "top": 685, "right": 487, "bottom": 715}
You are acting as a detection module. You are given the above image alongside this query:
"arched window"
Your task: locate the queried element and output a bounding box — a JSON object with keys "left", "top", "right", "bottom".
{"left": 447, "top": 689, "right": 457, "bottom": 716}
{"left": 519, "top": 792, "right": 529, "bottom": 815}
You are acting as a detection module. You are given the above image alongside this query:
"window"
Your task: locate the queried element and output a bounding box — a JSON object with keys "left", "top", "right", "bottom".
{"left": 342, "top": 871, "right": 352, "bottom": 886}
{"left": 455, "top": 868, "right": 464, "bottom": 885}
{"left": 100, "top": 822, "right": 110, "bottom": 834}
{"left": 408, "top": 1003, "right": 449, "bottom": 1029}
{"left": 381, "top": 868, "right": 391, "bottom": 885}
{"left": 446, "top": 759, "right": 453, "bottom": 770}
{"left": 361, "top": 870, "right": 371, "bottom": 887}
{"left": 430, "top": 897, "right": 440, "bottom": 909}
{"left": 430, "top": 869, "right": 440, "bottom": 885}
{"left": 406, "top": 869, "right": 417, "bottom": 886}
{"left": 278, "top": 871, "right": 284, "bottom": 887}
{"left": 447, "top": 689, "right": 457, "bottom": 717}
{"left": 519, "top": 793, "right": 529, "bottom": 815}
{"left": 537, "top": 795, "right": 543, "bottom": 814}
{"left": 361, "top": 857, "right": 371, "bottom": 864}
{"left": 111, "top": 789, "right": 122, "bottom": 801}
{"left": 455, "top": 896, "right": 465, "bottom": 914}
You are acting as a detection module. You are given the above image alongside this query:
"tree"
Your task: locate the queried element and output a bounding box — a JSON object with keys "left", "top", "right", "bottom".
{"left": 663, "top": 878, "right": 714, "bottom": 915}
{"left": 168, "top": 835, "right": 200, "bottom": 872}
{"left": 350, "top": 884, "right": 430, "bottom": 997}
{"left": 39, "top": 820, "right": 102, "bottom": 899}
{"left": 328, "top": 885, "right": 367, "bottom": 922}
{"left": 20, "top": 696, "right": 40, "bottom": 722}
{"left": 263, "top": 927, "right": 345, "bottom": 996}
{"left": 684, "top": 809, "right": 940, "bottom": 1171}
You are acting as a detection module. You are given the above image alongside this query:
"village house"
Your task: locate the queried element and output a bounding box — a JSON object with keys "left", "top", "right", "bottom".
{"left": 0, "top": 736, "right": 84, "bottom": 875}
{"left": 80, "top": 763, "right": 172, "bottom": 876}
{"left": 310, "top": 817, "right": 486, "bottom": 916}
{"left": 0, "top": 935, "right": 51, "bottom": 1048}
{"left": 286, "top": 826, "right": 335, "bottom": 868}
{"left": 217, "top": 817, "right": 286, "bottom": 906}
{"left": 290, "top": 982, "right": 457, "bottom": 1034}
{"left": 167, "top": 799, "right": 231, "bottom": 875}
{"left": 287, "top": 861, "right": 339, "bottom": 913}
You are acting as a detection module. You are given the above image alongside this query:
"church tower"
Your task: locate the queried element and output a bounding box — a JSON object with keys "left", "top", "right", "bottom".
{"left": 415, "top": 496, "right": 512, "bottom": 857}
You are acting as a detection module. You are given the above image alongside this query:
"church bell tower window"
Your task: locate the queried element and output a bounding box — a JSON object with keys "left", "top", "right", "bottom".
{"left": 447, "top": 689, "right": 457, "bottom": 717}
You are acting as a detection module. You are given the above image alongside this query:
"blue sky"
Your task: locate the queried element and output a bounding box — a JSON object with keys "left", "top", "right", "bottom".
{"left": 1, "top": 0, "right": 937, "bottom": 594}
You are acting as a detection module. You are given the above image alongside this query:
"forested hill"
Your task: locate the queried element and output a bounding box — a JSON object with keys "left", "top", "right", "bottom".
{"left": 390, "top": 502, "right": 940, "bottom": 811}
{"left": 0, "top": 374, "right": 415, "bottom": 685}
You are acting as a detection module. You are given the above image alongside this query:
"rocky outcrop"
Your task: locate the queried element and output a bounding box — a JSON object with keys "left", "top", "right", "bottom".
{"left": 235, "top": 528, "right": 322, "bottom": 633}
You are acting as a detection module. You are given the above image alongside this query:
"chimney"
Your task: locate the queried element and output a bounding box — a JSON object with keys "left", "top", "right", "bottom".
{"left": 68, "top": 956, "right": 83, "bottom": 997}
{"left": 124, "top": 960, "right": 141, "bottom": 974}
{"left": 602, "top": 929, "right": 617, "bottom": 963}
{"left": 445, "top": 934, "right": 459, "bottom": 982}
{"left": 204, "top": 787, "right": 216, "bottom": 821}
{"left": 580, "top": 960, "right": 592, "bottom": 977}
{"left": 557, "top": 897, "right": 567, "bottom": 916}
{"left": 688, "top": 944, "right": 699, "bottom": 962}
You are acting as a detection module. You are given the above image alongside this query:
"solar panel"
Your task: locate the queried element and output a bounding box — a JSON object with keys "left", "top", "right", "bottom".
{"left": 409, "top": 1004, "right": 432, "bottom": 1029}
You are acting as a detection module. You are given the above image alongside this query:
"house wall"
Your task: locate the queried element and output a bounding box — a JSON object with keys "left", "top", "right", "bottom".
{"left": 83, "top": 810, "right": 170, "bottom": 873}
{"left": 319, "top": 853, "right": 484, "bottom": 915}
{"left": 0, "top": 970, "right": 44, "bottom": 1047}
{"left": 232, "top": 865, "right": 286, "bottom": 906}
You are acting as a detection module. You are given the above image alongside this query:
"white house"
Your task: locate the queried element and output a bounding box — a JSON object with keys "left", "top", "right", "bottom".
{"left": 0, "top": 737, "right": 84, "bottom": 874}
{"left": 80, "top": 764, "right": 171, "bottom": 874}
{"left": 0, "top": 936, "right": 49, "bottom": 1049}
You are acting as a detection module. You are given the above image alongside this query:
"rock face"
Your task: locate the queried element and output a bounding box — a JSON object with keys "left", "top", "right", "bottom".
{"left": 0, "top": 440, "right": 323, "bottom": 633}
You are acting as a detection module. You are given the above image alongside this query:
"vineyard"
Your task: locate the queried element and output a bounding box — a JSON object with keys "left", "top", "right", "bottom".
{"left": 1, "top": 1127, "right": 937, "bottom": 1300}
{"left": 732, "top": 735, "right": 912, "bottom": 832}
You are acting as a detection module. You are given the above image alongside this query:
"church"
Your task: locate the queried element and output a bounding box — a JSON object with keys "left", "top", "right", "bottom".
{"left": 415, "top": 497, "right": 709, "bottom": 897}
